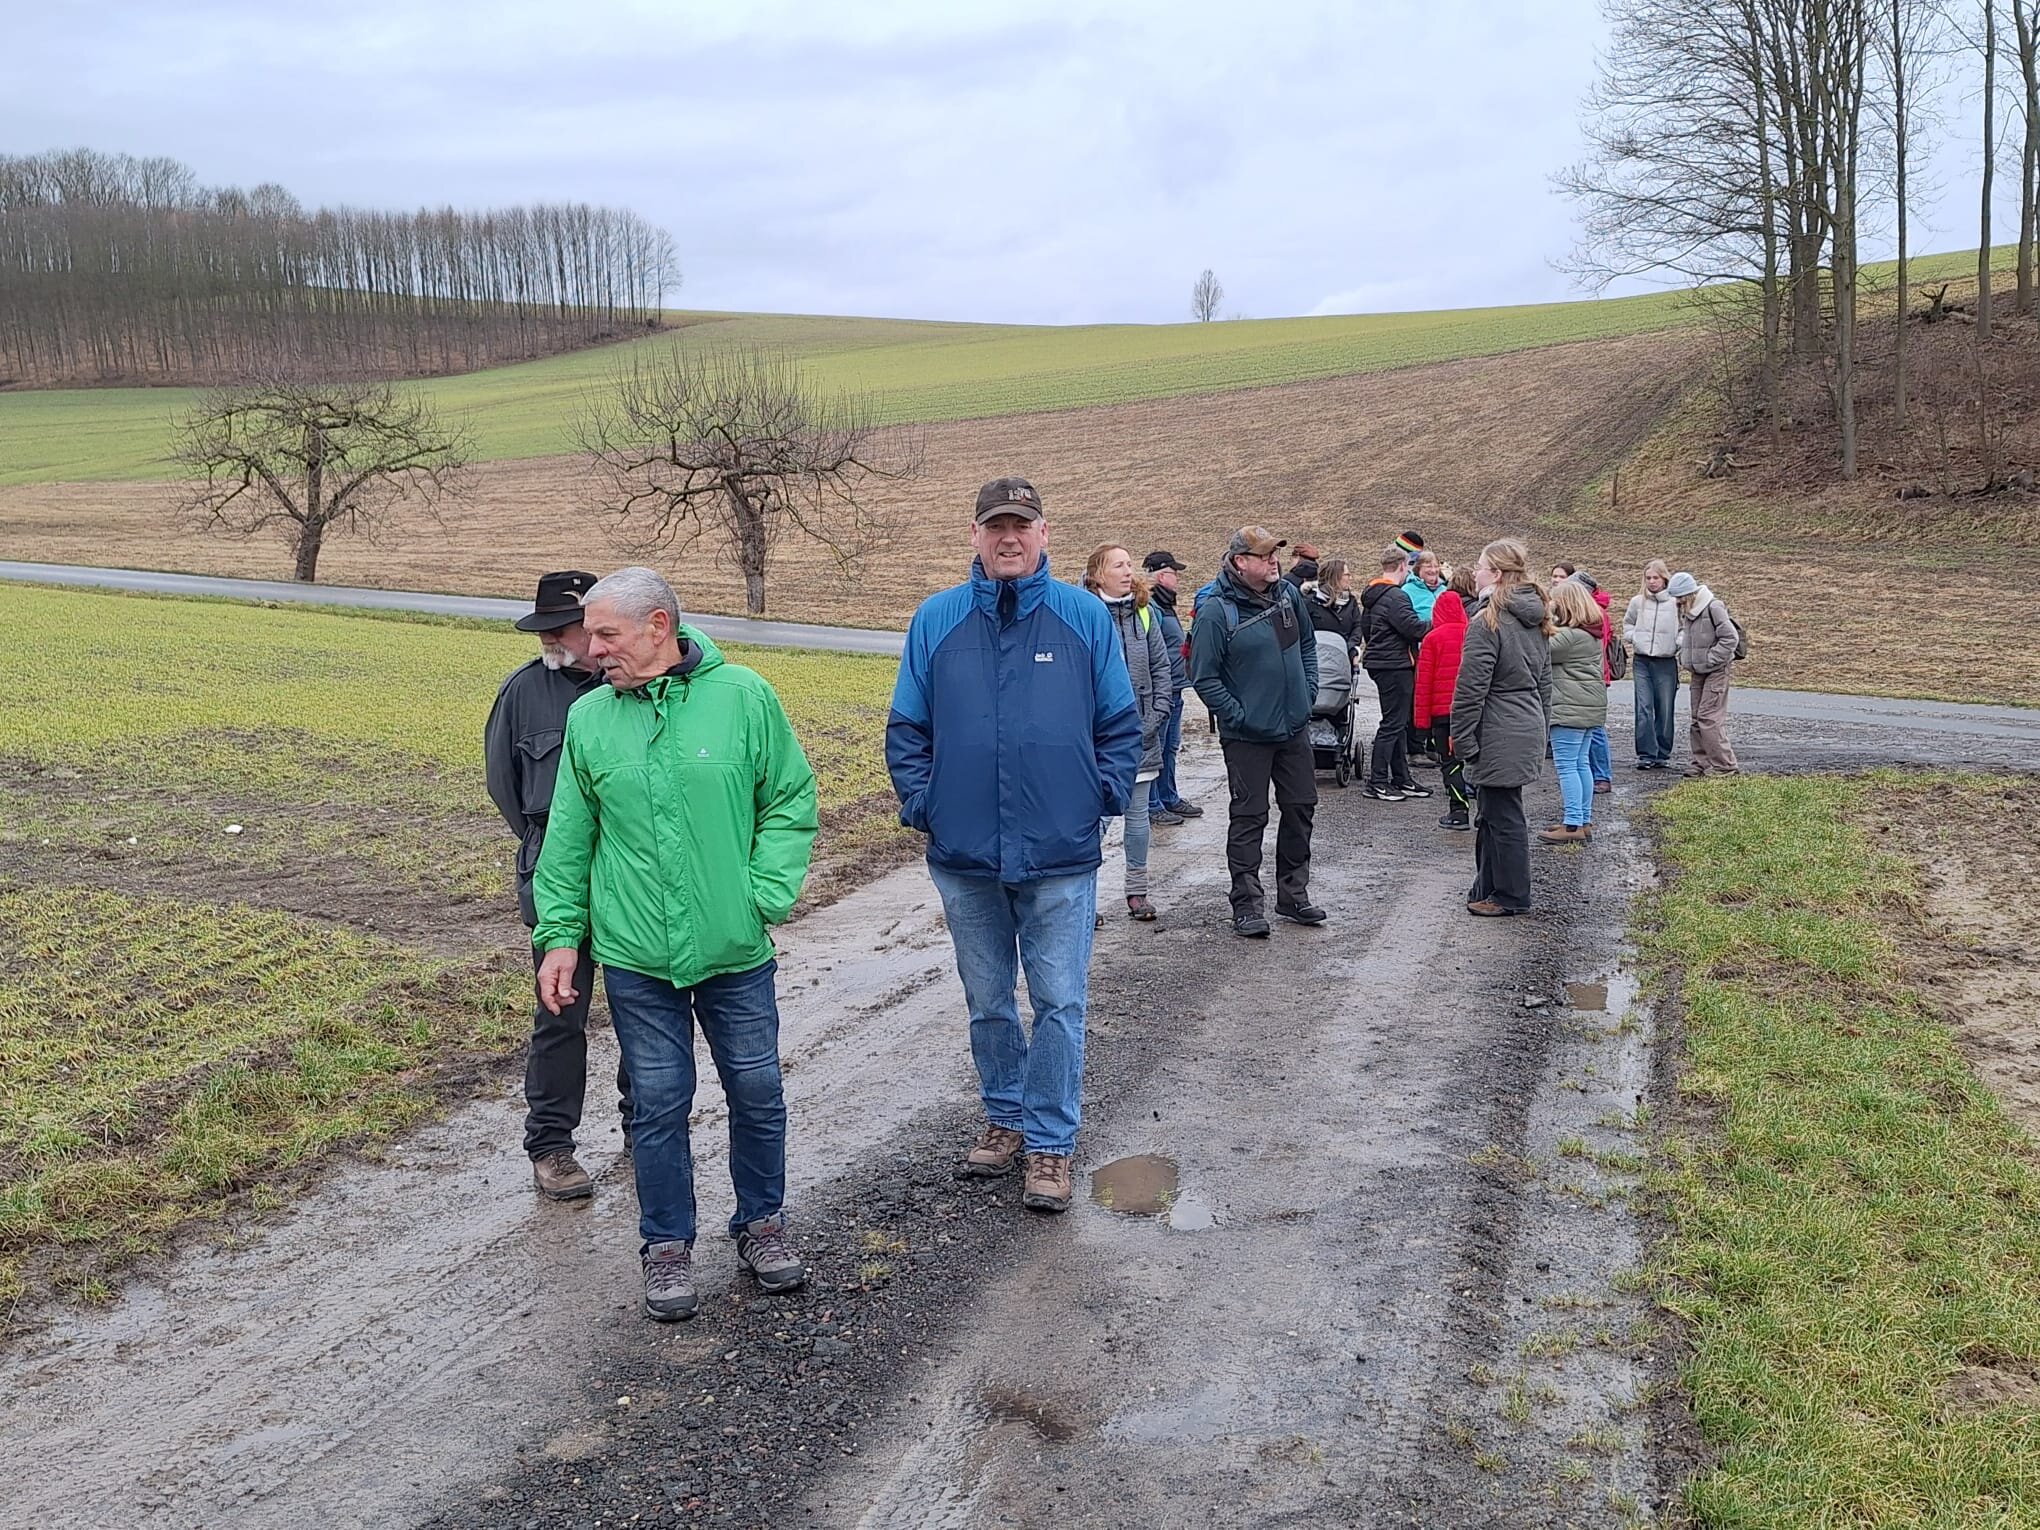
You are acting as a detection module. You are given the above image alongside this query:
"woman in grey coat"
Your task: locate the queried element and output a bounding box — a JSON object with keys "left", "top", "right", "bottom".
{"left": 1086, "top": 544, "right": 1176, "bottom": 919}
{"left": 1667, "top": 570, "right": 1741, "bottom": 777}
{"left": 1449, "top": 538, "right": 1554, "bottom": 916}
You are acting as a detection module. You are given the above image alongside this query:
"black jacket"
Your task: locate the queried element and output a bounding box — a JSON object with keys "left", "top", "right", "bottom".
{"left": 1149, "top": 581, "right": 1189, "bottom": 691}
{"left": 1359, "top": 578, "right": 1424, "bottom": 672}
{"left": 483, "top": 658, "right": 607, "bottom": 927}
{"left": 1302, "top": 581, "right": 1361, "bottom": 655}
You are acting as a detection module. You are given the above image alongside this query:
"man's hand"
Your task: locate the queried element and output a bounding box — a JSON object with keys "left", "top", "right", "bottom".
{"left": 537, "top": 947, "right": 580, "bottom": 1015}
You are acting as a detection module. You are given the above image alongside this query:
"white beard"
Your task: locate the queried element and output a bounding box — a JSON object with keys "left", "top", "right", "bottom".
{"left": 539, "top": 641, "right": 571, "bottom": 670}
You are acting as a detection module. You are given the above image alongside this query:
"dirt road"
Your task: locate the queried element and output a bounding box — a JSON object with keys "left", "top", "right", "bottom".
{"left": 0, "top": 697, "right": 2030, "bottom": 1529}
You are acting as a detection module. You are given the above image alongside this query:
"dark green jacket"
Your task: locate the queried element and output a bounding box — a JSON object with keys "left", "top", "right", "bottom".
{"left": 532, "top": 628, "right": 819, "bottom": 988}
{"left": 1189, "top": 565, "right": 1318, "bottom": 744}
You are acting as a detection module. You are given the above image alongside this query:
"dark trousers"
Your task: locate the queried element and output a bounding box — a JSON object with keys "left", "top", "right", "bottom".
{"left": 1221, "top": 729, "right": 1317, "bottom": 914}
{"left": 1632, "top": 653, "right": 1679, "bottom": 764}
{"left": 1468, "top": 784, "right": 1532, "bottom": 912}
{"left": 1429, "top": 717, "right": 1469, "bottom": 817}
{"left": 1368, "top": 668, "right": 1416, "bottom": 787}
{"left": 524, "top": 942, "right": 634, "bottom": 1158}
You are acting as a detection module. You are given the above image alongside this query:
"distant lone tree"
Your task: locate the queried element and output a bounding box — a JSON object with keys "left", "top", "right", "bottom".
{"left": 575, "top": 344, "right": 921, "bottom": 616}
{"left": 173, "top": 379, "right": 471, "bottom": 583}
{"left": 1191, "top": 268, "right": 1224, "bottom": 323}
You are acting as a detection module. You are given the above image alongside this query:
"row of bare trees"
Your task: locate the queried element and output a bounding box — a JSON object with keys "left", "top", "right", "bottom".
{"left": 0, "top": 148, "right": 678, "bottom": 386}
{"left": 176, "top": 345, "right": 919, "bottom": 610}
{"left": 1563, "top": 0, "right": 2040, "bottom": 481}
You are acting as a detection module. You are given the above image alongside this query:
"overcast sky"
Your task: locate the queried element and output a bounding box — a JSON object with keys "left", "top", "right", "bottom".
{"left": 4, "top": 0, "right": 2010, "bottom": 324}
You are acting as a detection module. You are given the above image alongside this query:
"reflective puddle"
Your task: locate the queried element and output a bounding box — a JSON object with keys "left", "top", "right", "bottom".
{"left": 1090, "top": 1155, "right": 1213, "bottom": 1229}
{"left": 1566, "top": 981, "right": 1609, "bottom": 1012}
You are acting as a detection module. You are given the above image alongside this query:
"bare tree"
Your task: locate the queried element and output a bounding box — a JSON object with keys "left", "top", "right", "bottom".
{"left": 575, "top": 345, "right": 921, "bottom": 616}
{"left": 173, "top": 380, "right": 470, "bottom": 582}
{"left": 1190, "top": 268, "right": 1224, "bottom": 322}
{"left": 2013, "top": 0, "right": 2040, "bottom": 311}
{"left": 1981, "top": 0, "right": 2000, "bottom": 338}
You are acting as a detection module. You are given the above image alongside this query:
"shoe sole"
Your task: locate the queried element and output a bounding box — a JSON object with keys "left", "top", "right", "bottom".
{"left": 1022, "top": 1193, "right": 1072, "bottom": 1213}
{"left": 746, "top": 1266, "right": 809, "bottom": 1294}
{"left": 644, "top": 1297, "right": 699, "bottom": 1321}
{"left": 1275, "top": 910, "right": 1327, "bottom": 926}
{"left": 961, "top": 1158, "right": 1020, "bottom": 1178}
{"left": 534, "top": 1181, "right": 595, "bottom": 1202}
{"left": 1231, "top": 925, "right": 1271, "bottom": 939}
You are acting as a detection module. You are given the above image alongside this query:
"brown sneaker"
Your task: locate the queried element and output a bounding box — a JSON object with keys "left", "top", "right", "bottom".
{"left": 1022, "top": 1152, "right": 1074, "bottom": 1213}
{"left": 532, "top": 1148, "right": 594, "bottom": 1201}
{"left": 963, "top": 1124, "right": 1026, "bottom": 1178}
{"left": 1537, "top": 825, "right": 1588, "bottom": 845}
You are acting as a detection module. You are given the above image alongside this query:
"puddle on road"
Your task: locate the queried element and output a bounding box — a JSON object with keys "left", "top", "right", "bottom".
{"left": 1567, "top": 981, "right": 1609, "bottom": 1012}
{"left": 1567, "top": 970, "right": 1639, "bottom": 1017}
{"left": 981, "top": 1384, "right": 1079, "bottom": 1441}
{"left": 1091, "top": 1155, "right": 1213, "bottom": 1229}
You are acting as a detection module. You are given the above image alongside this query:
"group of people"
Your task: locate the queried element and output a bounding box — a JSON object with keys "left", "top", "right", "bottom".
{"left": 478, "top": 475, "right": 1748, "bottom": 1321}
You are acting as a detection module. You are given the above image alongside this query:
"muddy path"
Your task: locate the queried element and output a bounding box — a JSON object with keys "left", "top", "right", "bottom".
{"left": 1, "top": 699, "right": 2032, "bottom": 1529}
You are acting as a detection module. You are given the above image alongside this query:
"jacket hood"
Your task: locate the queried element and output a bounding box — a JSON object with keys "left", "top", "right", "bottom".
{"left": 1360, "top": 578, "right": 1400, "bottom": 611}
{"left": 1302, "top": 580, "right": 1350, "bottom": 608}
{"left": 1216, "top": 563, "right": 1277, "bottom": 609}
{"left": 621, "top": 627, "right": 725, "bottom": 700}
{"left": 1431, "top": 590, "right": 1467, "bottom": 629}
{"left": 1503, "top": 587, "right": 1547, "bottom": 629}
{"left": 1683, "top": 583, "right": 1717, "bottom": 613}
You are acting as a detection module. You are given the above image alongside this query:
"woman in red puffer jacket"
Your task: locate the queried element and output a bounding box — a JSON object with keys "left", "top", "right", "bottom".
{"left": 1414, "top": 570, "right": 1475, "bottom": 830}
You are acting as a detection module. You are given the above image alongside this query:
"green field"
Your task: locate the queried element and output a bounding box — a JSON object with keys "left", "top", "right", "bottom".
{"left": 0, "top": 586, "right": 902, "bottom": 1307}
{"left": 1645, "top": 774, "right": 2040, "bottom": 1527}
{"left": 0, "top": 290, "right": 1697, "bottom": 487}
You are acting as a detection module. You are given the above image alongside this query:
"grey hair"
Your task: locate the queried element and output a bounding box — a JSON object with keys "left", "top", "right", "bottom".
{"left": 584, "top": 566, "right": 681, "bottom": 629}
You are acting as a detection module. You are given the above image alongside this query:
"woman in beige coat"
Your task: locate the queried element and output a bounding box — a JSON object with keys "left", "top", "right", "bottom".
{"left": 1666, "top": 571, "right": 1740, "bottom": 776}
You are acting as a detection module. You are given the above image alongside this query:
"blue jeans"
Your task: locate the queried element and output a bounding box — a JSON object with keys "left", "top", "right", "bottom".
{"left": 1156, "top": 691, "right": 1187, "bottom": 808}
{"left": 1633, "top": 654, "right": 1679, "bottom": 763}
{"left": 1588, "top": 725, "right": 1612, "bottom": 785}
{"left": 1101, "top": 779, "right": 1153, "bottom": 897}
{"left": 1551, "top": 727, "right": 1595, "bottom": 828}
{"left": 926, "top": 865, "right": 1097, "bottom": 1156}
{"left": 602, "top": 960, "right": 787, "bottom": 1248}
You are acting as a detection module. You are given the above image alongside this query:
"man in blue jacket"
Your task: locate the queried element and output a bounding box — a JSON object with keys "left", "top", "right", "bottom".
{"left": 887, "top": 476, "right": 1142, "bottom": 1214}
{"left": 1190, "top": 525, "right": 1325, "bottom": 938}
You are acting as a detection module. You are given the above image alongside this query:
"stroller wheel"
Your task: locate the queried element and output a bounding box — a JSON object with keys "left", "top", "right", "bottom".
{"left": 1334, "top": 753, "right": 1350, "bottom": 787}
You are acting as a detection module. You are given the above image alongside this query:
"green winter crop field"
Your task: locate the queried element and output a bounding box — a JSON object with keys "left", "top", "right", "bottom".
{"left": 0, "top": 289, "right": 1699, "bottom": 487}
{"left": 0, "top": 584, "right": 903, "bottom": 1310}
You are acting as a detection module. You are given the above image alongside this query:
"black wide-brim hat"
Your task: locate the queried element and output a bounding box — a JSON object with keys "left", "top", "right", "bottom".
{"left": 516, "top": 570, "right": 600, "bottom": 632}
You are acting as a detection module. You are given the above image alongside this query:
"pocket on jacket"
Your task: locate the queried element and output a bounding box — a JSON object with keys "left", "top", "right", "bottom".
{"left": 515, "top": 729, "right": 564, "bottom": 816}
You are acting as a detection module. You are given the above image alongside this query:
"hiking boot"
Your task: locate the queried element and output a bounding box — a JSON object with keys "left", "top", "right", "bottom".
{"left": 1149, "top": 807, "right": 1186, "bottom": 826}
{"left": 531, "top": 1149, "right": 594, "bottom": 1201}
{"left": 1439, "top": 812, "right": 1472, "bottom": 831}
{"left": 1022, "top": 1153, "right": 1074, "bottom": 1213}
{"left": 1232, "top": 909, "right": 1271, "bottom": 938}
{"left": 1276, "top": 901, "right": 1328, "bottom": 926}
{"left": 1537, "top": 825, "right": 1588, "bottom": 845}
{"left": 642, "top": 1240, "right": 698, "bottom": 1321}
{"left": 1168, "top": 800, "right": 1205, "bottom": 819}
{"left": 963, "top": 1123, "right": 1026, "bottom": 1177}
{"left": 736, "top": 1214, "right": 807, "bottom": 1294}
{"left": 1127, "top": 895, "right": 1158, "bottom": 921}
{"left": 1363, "top": 784, "right": 1406, "bottom": 802}
{"left": 1466, "top": 899, "right": 1520, "bottom": 917}
{"left": 1394, "top": 781, "right": 1434, "bottom": 799}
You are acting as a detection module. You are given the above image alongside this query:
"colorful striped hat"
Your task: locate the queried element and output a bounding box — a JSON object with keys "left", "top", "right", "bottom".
{"left": 1394, "top": 531, "right": 1425, "bottom": 559}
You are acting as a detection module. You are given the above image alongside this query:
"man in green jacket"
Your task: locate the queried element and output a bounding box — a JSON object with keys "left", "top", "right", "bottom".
{"left": 533, "top": 566, "right": 819, "bottom": 1322}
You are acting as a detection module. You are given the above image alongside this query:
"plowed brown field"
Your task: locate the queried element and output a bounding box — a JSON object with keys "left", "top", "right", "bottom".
{"left": 5, "top": 329, "right": 2035, "bottom": 703}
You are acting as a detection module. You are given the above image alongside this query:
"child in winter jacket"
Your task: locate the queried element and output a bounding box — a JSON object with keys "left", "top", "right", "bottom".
{"left": 1413, "top": 578, "right": 1474, "bottom": 829}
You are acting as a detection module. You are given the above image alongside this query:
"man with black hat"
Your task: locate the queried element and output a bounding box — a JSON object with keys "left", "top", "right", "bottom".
{"left": 1141, "top": 550, "right": 1203, "bottom": 825}
{"left": 484, "top": 570, "right": 632, "bottom": 1202}
{"left": 1190, "top": 526, "right": 1325, "bottom": 938}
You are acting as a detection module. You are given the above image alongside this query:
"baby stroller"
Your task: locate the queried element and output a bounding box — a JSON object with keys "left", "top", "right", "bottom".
{"left": 1308, "top": 631, "right": 1366, "bottom": 786}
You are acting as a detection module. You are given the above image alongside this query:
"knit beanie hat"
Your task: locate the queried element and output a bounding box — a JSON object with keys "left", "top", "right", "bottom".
{"left": 1395, "top": 531, "right": 1425, "bottom": 559}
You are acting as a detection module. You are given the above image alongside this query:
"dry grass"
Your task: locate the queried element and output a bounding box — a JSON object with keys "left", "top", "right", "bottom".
{"left": 5, "top": 326, "right": 2036, "bottom": 704}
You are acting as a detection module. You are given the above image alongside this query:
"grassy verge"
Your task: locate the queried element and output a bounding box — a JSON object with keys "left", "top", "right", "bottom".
{"left": 1643, "top": 773, "right": 2040, "bottom": 1526}
{"left": 0, "top": 885, "right": 526, "bottom": 1309}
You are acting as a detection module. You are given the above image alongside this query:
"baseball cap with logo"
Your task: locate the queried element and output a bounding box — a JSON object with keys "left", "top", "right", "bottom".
{"left": 973, "top": 476, "right": 1044, "bottom": 524}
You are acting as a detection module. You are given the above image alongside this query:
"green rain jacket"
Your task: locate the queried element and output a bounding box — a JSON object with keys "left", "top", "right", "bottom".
{"left": 532, "top": 628, "right": 819, "bottom": 988}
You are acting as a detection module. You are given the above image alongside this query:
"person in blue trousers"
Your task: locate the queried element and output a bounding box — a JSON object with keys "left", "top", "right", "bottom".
{"left": 1142, "top": 550, "right": 1203, "bottom": 823}
{"left": 887, "top": 476, "right": 1142, "bottom": 1215}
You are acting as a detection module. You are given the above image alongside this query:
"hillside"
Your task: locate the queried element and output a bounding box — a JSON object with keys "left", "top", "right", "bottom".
{"left": 0, "top": 290, "right": 1697, "bottom": 486}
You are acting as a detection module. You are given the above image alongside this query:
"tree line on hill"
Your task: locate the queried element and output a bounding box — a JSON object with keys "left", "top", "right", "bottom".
{"left": 0, "top": 148, "right": 678, "bottom": 386}
{"left": 1563, "top": 0, "right": 2040, "bottom": 489}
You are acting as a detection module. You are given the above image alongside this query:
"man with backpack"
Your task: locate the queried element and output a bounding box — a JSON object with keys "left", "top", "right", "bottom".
{"left": 1189, "top": 525, "right": 1324, "bottom": 939}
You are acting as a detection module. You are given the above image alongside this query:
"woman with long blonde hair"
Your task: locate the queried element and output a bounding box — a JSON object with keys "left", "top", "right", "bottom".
{"left": 1622, "top": 558, "right": 1679, "bottom": 769}
{"left": 1541, "top": 579, "right": 1609, "bottom": 845}
{"left": 1448, "top": 539, "right": 1553, "bottom": 915}
{"left": 1084, "top": 544, "right": 1176, "bottom": 919}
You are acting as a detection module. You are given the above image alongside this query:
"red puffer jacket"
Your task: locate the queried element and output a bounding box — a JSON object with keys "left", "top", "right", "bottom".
{"left": 1591, "top": 585, "right": 1614, "bottom": 682}
{"left": 1413, "top": 590, "right": 1467, "bottom": 727}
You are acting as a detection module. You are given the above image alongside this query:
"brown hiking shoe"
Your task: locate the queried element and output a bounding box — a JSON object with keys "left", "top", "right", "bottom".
{"left": 532, "top": 1149, "right": 594, "bottom": 1201}
{"left": 963, "top": 1124, "right": 1026, "bottom": 1178}
{"left": 1022, "top": 1153, "right": 1074, "bottom": 1213}
{"left": 1537, "top": 825, "right": 1588, "bottom": 845}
